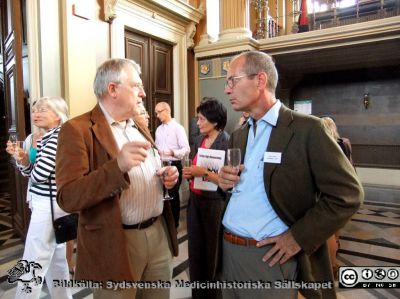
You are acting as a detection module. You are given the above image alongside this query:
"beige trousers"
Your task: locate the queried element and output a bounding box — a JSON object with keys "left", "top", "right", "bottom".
{"left": 93, "top": 217, "right": 173, "bottom": 299}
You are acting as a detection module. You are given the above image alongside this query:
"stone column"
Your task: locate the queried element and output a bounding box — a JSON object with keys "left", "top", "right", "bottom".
{"left": 219, "top": 0, "right": 252, "bottom": 41}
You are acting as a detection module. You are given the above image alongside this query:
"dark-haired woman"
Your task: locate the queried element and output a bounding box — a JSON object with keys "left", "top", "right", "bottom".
{"left": 183, "top": 97, "right": 229, "bottom": 299}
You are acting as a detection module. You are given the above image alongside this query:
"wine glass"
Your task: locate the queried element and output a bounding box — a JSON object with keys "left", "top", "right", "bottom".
{"left": 227, "top": 148, "right": 241, "bottom": 193}
{"left": 183, "top": 154, "right": 192, "bottom": 168}
{"left": 160, "top": 155, "right": 173, "bottom": 201}
{"left": 182, "top": 156, "right": 192, "bottom": 182}
{"left": 8, "top": 135, "right": 19, "bottom": 158}
{"left": 9, "top": 135, "right": 17, "bottom": 148}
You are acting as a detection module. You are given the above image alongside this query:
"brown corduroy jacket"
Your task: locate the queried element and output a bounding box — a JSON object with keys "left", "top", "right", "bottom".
{"left": 56, "top": 104, "right": 178, "bottom": 284}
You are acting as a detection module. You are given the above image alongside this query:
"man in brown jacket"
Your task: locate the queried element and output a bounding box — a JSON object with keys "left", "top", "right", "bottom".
{"left": 218, "top": 51, "right": 363, "bottom": 298}
{"left": 56, "top": 58, "right": 179, "bottom": 299}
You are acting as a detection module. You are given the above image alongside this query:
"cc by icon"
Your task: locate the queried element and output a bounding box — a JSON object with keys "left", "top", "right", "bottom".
{"left": 340, "top": 269, "right": 358, "bottom": 286}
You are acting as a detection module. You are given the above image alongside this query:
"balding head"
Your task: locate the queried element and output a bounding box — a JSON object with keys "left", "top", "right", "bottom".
{"left": 155, "top": 102, "right": 172, "bottom": 124}
{"left": 155, "top": 102, "right": 170, "bottom": 113}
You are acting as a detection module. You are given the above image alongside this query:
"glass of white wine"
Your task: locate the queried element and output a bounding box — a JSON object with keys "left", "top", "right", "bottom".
{"left": 183, "top": 154, "right": 192, "bottom": 168}
{"left": 161, "top": 155, "right": 173, "bottom": 201}
{"left": 227, "top": 148, "right": 241, "bottom": 193}
{"left": 8, "top": 135, "right": 19, "bottom": 159}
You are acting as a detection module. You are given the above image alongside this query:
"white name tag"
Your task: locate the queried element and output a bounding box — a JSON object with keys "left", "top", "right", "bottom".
{"left": 264, "top": 152, "right": 282, "bottom": 164}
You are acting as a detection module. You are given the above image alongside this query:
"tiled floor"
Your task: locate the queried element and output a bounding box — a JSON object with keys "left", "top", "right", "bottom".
{"left": 0, "top": 191, "right": 399, "bottom": 298}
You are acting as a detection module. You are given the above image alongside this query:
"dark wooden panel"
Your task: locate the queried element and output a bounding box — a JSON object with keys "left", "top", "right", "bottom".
{"left": 289, "top": 65, "right": 400, "bottom": 169}
{"left": 125, "top": 32, "right": 149, "bottom": 102}
{"left": 1, "top": 0, "right": 30, "bottom": 238}
{"left": 352, "top": 144, "right": 400, "bottom": 169}
{"left": 153, "top": 44, "right": 171, "bottom": 94}
{"left": 151, "top": 39, "right": 173, "bottom": 116}
{"left": 125, "top": 29, "right": 173, "bottom": 136}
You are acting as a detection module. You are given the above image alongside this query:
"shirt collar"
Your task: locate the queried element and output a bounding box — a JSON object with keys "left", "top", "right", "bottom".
{"left": 99, "top": 102, "right": 136, "bottom": 129}
{"left": 162, "top": 118, "right": 175, "bottom": 126}
{"left": 248, "top": 99, "right": 281, "bottom": 127}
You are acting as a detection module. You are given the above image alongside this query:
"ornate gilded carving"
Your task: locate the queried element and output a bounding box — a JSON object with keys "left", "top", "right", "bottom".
{"left": 186, "top": 22, "right": 197, "bottom": 49}
{"left": 103, "top": 0, "right": 117, "bottom": 23}
{"left": 200, "top": 63, "right": 210, "bottom": 75}
{"left": 222, "top": 60, "right": 230, "bottom": 72}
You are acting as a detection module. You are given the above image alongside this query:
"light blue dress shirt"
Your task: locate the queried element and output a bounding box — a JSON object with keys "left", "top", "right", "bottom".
{"left": 222, "top": 100, "right": 289, "bottom": 241}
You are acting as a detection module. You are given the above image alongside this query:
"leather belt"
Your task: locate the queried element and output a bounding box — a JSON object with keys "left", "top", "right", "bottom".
{"left": 122, "top": 217, "right": 157, "bottom": 230}
{"left": 223, "top": 231, "right": 258, "bottom": 246}
{"left": 169, "top": 160, "right": 182, "bottom": 166}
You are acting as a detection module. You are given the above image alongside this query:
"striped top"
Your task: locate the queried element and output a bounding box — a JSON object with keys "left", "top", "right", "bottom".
{"left": 19, "top": 126, "right": 60, "bottom": 199}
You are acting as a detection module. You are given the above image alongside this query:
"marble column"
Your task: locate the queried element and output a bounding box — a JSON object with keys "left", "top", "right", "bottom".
{"left": 219, "top": 0, "right": 252, "bottom": 41}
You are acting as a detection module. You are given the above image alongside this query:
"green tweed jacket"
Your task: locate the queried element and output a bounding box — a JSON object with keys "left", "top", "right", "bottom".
{"left": 221, "top": 104, "right": 363, "bottom": 299}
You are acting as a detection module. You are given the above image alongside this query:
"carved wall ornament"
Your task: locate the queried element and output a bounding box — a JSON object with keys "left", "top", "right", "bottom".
{"left": 104, "top": 0, "right": 118, "bottom": 23}
{"left": 200, "top": 63, "right": 210, "bottom": 75}
{"left": 222, "top": 60, "right": 230, "bottom": 72}
{"left": 186, "top": 22, "right": 197, "bottom": 49}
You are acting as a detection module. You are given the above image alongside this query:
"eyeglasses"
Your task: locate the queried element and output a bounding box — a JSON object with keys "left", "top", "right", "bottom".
{"left": 32, "top": 107, "right": 50, "bottom": 114}
{"left": 225, "top": 73, "right": 258, "bottom": 89}
{"left": 155, "top": 109, "right": 166, "bottom": 115}
{"left": 114, "top": 81, "right": 144, "bottom": 90}
{"left": 139, "top": 110, "right": 149, "bottom": 117}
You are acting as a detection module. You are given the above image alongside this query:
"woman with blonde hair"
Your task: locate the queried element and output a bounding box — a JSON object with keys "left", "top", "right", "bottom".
{"left": 6, "top": 97, "right": 72, "bottom": 299}
{"left": 321, "top": 116, "right": 355, "bottom": 279}
{"left": 322, "top": 116, "right": 354, "bottom": 165}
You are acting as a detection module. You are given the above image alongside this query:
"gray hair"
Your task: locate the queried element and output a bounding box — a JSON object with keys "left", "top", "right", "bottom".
{"left": 234, "top": 51, "right": 278, "bottom": 94}
{"left": 33, "top": 96, "right": 69, "bottom": 125}
{"left": 93, "top": 58, "right": 141, "bottom": 100}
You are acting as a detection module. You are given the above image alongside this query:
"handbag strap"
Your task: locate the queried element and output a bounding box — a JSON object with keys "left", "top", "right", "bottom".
{"left": 49, "top": 178, "right": 56, "bottom": 226}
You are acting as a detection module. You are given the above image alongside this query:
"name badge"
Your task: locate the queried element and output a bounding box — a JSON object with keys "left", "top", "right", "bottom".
{"left": 264, "top": 152, "right": 282, "bottom": 164}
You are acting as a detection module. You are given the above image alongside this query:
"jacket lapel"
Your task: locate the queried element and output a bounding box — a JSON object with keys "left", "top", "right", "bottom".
{"left": 91, "top": 105, "right": 157, "bottom": 159}
{"left": 264, "top": 105, "right": 294, "bottom": 190}
{"left": 210, "top": 131, "right": 225, "bottom": 150}
{"left": 91, "top": 104, "right": 119, "bottom": 159}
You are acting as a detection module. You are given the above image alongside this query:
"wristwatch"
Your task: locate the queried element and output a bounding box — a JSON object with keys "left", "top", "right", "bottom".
{"left": 203, "top": 170, "right": 209, "bottom": 179}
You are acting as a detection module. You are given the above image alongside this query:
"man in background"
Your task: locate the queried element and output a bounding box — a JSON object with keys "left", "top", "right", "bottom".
{"left": 155, "top": 102, "right": 190, "bottom": 228}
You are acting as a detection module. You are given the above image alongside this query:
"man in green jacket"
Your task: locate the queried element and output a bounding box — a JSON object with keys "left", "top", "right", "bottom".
{"left": 218, "top": 51, "right": 363, "bottom": 299}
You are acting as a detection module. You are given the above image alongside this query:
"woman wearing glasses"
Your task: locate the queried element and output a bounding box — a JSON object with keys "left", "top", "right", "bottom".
{"left": 136, "top": 101, "right": 150, "bottom": 127}
{"left": 182, "top": 97, "right": 229, "bottom": 299}
{"left": 6, "top": 97, "right": 72, "bottom": 299}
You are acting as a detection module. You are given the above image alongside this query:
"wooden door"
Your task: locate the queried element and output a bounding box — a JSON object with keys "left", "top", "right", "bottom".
{"left": 1, "top": 0, "right": 30, "bottom": 238}
{"left": 125, "top": 30, "right": 173, "bottom": 135}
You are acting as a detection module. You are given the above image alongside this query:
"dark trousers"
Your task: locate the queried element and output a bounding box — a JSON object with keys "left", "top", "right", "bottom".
{"left": 169, "top": 160, "right": 182, "bottom": 228}
{"left": 188, "top": 192, "right": 225, "bottom": 299}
